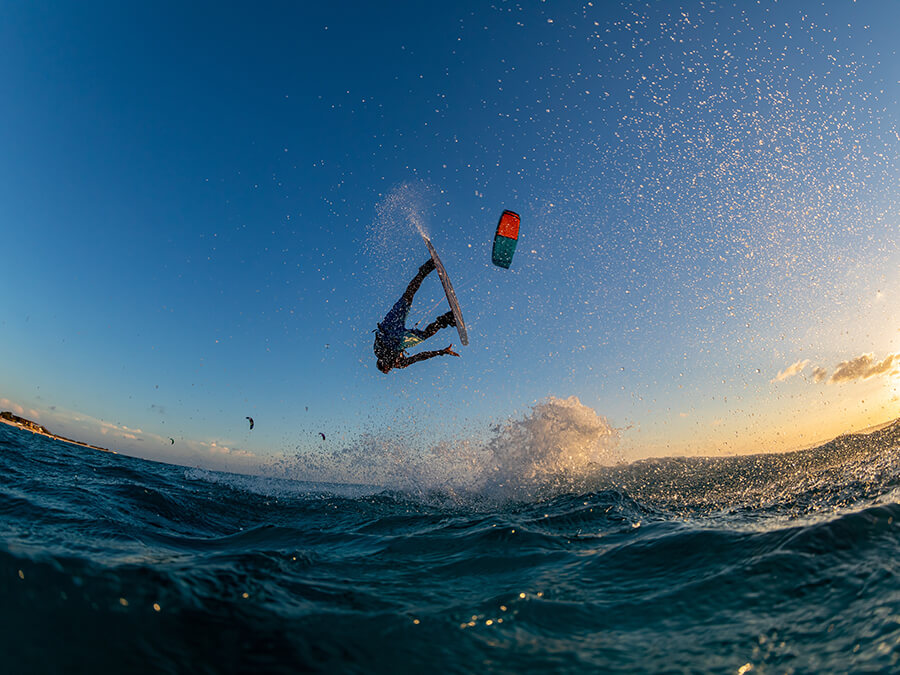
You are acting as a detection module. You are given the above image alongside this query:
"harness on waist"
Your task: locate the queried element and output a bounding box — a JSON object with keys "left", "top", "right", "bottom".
{"left": 374, "top": 327, "right": 423, "bottom": 358}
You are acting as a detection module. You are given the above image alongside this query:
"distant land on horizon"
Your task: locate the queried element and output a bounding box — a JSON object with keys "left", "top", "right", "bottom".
{"left": 3, "top": 409, "right": 897, "bottom": 479}
{"left": 0, "top": 411, "right": 116, "bottom": 454}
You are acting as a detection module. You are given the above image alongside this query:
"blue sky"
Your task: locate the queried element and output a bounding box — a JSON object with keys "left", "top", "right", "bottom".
{"left": 1, "top": 1, "right": 898, "bottom": 473}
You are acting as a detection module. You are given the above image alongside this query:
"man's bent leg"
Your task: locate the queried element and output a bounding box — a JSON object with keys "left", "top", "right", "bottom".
{"left": 418, "top": 311, "right": 455, "bottom": 340}
{"left": 401, "top": 259, "right": 436, "bottom": 304}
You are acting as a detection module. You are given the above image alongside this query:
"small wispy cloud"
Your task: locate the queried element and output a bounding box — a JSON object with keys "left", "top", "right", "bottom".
{"left": 201, "top": 440, "right": 255, "bottom": 458}
{"left": 98, "top": 420, "right": 144, "bottom": 436}
{"left": 812, "top": 366, "right": 828, "bottom": 383}
{"left": 773, "top": 359, "right": 809, "bottom": 382}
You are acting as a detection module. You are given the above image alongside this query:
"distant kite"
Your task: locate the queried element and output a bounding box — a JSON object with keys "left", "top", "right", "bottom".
{"left": 169, "top": 438, "right": 174, "bottom": 445}
{"left": 246, "top": 416, "right": 254, "bottom": 430}
{"left": 319, "top": 432, "right": 326, "bottom": 441}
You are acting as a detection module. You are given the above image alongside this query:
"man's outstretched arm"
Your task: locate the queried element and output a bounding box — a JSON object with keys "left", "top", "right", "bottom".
{"left": 395, "top": 345, "right": 460, "bottom": 369}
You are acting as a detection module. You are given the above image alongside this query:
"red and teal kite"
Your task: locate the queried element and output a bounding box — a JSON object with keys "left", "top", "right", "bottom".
{"left": 491, "top": 210, "right": 520, "bottom": 269}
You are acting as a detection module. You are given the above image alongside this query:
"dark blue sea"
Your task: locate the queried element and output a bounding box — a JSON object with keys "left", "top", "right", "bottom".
{"left": 2, "top": 420, "right": 899, "bottom": 674}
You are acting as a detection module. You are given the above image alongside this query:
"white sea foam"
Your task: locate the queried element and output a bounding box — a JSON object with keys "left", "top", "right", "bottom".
{"left": 264, "top": 396, "right": 620, "bottom": 502}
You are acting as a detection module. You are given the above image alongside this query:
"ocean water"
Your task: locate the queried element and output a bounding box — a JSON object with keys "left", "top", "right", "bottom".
{"left": 2, "top": 419, "right": 899, "bottom": 674}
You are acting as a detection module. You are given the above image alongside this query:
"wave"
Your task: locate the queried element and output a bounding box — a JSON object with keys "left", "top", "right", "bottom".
{"left": 3, "top": 418, "right": 900, "bottom": 673}
{"left": 255, "top": 400, "right": 899, "bottom": 514}
{"left": 4, "top": 411, "right": 898, "bottom": 530}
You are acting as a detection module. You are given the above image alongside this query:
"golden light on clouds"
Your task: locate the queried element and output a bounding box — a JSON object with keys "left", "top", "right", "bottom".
{"left": 829, "top": 353, "right": 898, "bottom": 384}
{"left": 774, "top": 352, "right": 900, "bottom": 386}
{"left": 773, "top": 360, "right": 810, "bottom": 383}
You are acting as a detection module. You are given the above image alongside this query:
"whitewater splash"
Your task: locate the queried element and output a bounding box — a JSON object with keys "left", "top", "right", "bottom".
{"left": 364, "top": 182, "right": 435, "bottom": 284}
{"left": 268, "top": 396, "right": 619, "bottom": 502}
{"left": 374, "top": 181, "right": 431, "bottom": 239}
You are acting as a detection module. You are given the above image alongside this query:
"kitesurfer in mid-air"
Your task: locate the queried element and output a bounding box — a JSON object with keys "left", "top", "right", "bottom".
{"left": 374, "top": 259, "right": 459, "bottom": 373}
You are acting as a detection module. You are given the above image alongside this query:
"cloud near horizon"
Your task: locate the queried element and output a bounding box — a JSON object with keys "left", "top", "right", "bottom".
{"left": 202, "top": 440, "right": 255, "bottom": 458}
{"left": 773, "top": 359, "right": 810, "bottom": 382}
{"left": 98, "top": 420, "right": 144, "bottom": 436}
{"left": 0, "top": 398, "right": 26, "bottom": 416}
{"left": 774, "top": 352, "right": 899, "bottom": 385}
{"left": 829, "top": 352, "right": 898, "bottom": 384}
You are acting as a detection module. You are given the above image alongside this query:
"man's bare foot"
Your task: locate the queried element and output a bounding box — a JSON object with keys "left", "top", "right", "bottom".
{"left": 444, "top": 344, "right": 460, "bottom": 357}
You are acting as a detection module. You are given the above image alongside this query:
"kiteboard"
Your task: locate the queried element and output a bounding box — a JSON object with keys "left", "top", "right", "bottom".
{"left": 421, "top": 236, "right": 468, "bottom": 346}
